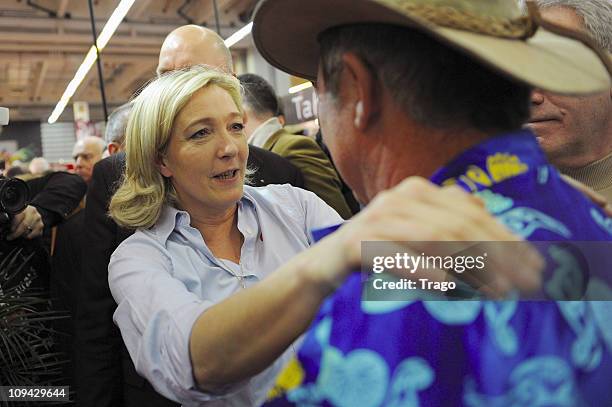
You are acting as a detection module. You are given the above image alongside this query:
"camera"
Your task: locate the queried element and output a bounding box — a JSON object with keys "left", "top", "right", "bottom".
{"left": 0, "top": 176, "right": 29, "bottom": 225}
{"left": 0, "top": 107, "right": 30, "bottom": 234}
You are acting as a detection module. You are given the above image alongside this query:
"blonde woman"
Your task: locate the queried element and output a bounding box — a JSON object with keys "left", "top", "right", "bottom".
{"left": 108, "top": 66, "right": 539, "bottom": 406}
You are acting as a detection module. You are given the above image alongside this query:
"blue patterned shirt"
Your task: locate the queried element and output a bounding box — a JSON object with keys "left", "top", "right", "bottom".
{"left": 268, "top": 130, "right": 612, "bottom": 407}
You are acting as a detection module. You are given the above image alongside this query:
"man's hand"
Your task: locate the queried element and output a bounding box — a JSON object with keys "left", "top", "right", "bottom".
{"left": 7, "top": 205, "right": 44, "bottom": 240}
{"left": 304, "top": 177, "right": 544, "bottom": 296}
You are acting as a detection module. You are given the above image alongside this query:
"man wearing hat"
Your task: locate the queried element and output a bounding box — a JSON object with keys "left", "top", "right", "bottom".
{"left": 253, "top": 0, "right": 612, "bottom": 404}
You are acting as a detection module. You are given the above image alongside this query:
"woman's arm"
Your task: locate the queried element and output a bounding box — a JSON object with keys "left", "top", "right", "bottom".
{"left": 189, "top": 242, "right": 335, "bottom": 392}
{"left": 189, "top": 177, "right": 544, "bottom": 390}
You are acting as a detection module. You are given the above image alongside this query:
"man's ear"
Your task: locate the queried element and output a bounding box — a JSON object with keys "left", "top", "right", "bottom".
{"left": 107, "top": 143, "right": 119, "bottom": 156}
{"left": 341, "top": 52, "right": 379, "bottom": 131}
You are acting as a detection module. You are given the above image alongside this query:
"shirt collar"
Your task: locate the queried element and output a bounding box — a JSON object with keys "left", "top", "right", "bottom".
{"left": 248, "top": 117, "right": 283, "bottom": 147}
{"left": 430, "top": 129, "right": 546, "bottom": 191}
{"left": 152, "top": 191, "right": 257, "bottom": 244}
{"left": 240, "top": 186, "right": 258, "bottom": 208}
{"left": 153, "top": 205, "right": 190, "bottom": 243}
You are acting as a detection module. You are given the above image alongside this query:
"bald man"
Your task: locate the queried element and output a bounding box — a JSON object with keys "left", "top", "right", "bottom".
{"left": 76, "top": 24, "right": 301, "bottom": 407}
{"left": 157, "top": 24, "right": 233, "bottom": 75}
{"left": 72, "top": 136, "right": 105, "bottom": 184}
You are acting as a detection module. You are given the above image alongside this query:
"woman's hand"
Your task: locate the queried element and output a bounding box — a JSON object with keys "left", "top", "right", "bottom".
{"left": 304, "top": 177, "right": 544, "bottom": 295}
{"left": 7, "top": 205, "right": 44, "bottom": 240}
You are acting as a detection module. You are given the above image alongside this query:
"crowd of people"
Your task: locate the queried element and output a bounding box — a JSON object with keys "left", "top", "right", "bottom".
{"left": 1, "top": 0, "right": 611, "bottom": 405}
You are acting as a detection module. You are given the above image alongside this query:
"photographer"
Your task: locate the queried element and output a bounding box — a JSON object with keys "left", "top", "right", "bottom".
{"left": 5, "top": 171, "right": 86, "bottom": 243}
{"left": 1, "top": 107, "right": 87, "bottom": 394}
{"left": 0, "top": 106, "right": 86, "bottom": 245}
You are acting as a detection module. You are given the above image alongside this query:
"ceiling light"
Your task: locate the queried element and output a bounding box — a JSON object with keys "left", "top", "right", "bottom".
{"left": 48, "top": 46, "right": 97, "bottom": 124}
{"left": 224, "top": 22, "right": 253, "bottom": 48}
{"left": 96, "top": 0, "right": 136, "bottom": 49}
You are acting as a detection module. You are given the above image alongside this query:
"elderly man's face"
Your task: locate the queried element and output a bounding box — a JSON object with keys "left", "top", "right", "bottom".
{"left": 527, "top": 7, "right": 612, "bottom": 168}
{"left": 72, "top": 140, "right": 103, "bottom": 183}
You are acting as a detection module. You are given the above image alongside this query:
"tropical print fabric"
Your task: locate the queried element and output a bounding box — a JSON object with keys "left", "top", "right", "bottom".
{"left": 265, "top": 130, "right": 612, "bottom": 407}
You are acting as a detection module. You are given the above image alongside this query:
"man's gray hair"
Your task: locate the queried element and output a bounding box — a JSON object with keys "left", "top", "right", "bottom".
{"left": 105, "top": 102, "right": 133, "bottom": 146}
{"left": 525, "top": 0, "right": 612, "bottom": 52}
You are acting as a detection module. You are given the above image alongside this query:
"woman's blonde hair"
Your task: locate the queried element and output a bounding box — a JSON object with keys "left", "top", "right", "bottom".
{"left": 109, "top": 65, "right": 244, "bottom": 229}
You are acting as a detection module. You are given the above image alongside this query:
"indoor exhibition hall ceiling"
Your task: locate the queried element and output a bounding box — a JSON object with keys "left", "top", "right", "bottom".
{"left": 0, "top": 0, "right": 256, "bottom": 122}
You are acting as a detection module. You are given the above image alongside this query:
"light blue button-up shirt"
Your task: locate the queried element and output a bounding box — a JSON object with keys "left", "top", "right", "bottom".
{"left": 108, "top": 184, "right": 342, "bottom": 406}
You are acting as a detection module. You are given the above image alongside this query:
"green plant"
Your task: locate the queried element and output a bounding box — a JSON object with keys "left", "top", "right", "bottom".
{"left": 0, "top": 244, "right": 70, "bottom": 406}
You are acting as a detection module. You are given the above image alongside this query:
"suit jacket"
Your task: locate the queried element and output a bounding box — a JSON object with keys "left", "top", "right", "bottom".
{"left": 50, "top": 210, "right": 84, "bottom": 401}
{"left": 248, "top": 144, "right": 304, "bottom": 187}
{"left": 75, "top": 146, "right": 303, "bottom": 407}
{"left": 315, "top": 130, "right": 361, "bottom": 215}
{"left": 263, "top": 129, "right": 353, "bottom": 219}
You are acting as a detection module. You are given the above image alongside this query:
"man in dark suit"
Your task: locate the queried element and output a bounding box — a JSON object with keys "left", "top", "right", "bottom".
{"left": 75, "top": 26, "right": 303, "bottom": 407}
{"left": 75, "top": 152, "right": 157, "bottom": 407}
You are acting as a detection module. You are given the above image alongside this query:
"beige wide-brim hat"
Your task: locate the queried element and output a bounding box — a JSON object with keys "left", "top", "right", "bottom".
{"left": 253, "top": 0, "right": 611, "bottom": 95}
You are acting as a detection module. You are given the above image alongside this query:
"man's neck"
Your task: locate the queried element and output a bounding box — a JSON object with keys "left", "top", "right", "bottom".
{"left": 366, "top": 125, "right": 493, "bottom": 201}
{"left": 557, "top": 128, "right": 612, "bottom": 170}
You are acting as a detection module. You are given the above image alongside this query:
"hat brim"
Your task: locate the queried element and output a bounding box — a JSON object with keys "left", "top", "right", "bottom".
{"left": 253, "top": 0, "right": 610, "bottom": 94}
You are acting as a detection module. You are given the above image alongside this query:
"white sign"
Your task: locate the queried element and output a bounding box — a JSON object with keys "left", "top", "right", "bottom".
{"left": 0, "top": 107, "right": 9, "bottom": 126}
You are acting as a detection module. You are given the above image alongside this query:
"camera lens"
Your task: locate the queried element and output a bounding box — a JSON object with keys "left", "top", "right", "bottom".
{"left": 0, "top": 178, "right": 28, "bottom": 214}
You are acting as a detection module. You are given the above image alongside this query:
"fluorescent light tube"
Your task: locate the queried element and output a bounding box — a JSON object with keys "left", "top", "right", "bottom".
{"left": 224, "top": 22, "right": 253, "bottom": 48}
{"left": 48, "top": 0, "right": 135, "bottom": 123}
